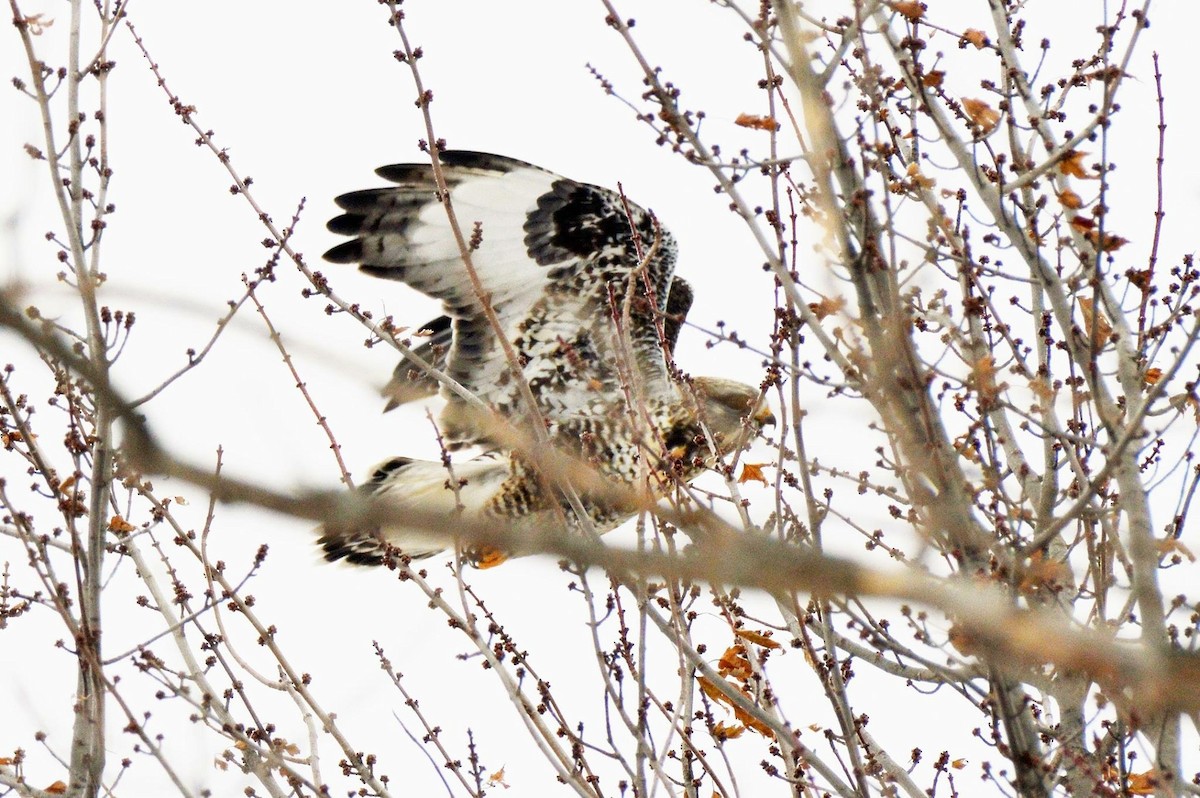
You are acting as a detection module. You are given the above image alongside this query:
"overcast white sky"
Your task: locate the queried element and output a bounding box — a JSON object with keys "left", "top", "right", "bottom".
{"left": 3, "top": 2, "right": 1199, "bottom": 795}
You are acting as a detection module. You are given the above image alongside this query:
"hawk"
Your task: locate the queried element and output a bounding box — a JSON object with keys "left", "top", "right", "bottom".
{"left": 317, "top": 151, "right": 773, "bottom": 566}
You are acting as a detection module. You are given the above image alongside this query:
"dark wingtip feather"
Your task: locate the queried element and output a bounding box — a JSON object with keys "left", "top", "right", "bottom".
{"left": 318, "top": 533, "right": 441, "bottom": 567}
{"left": 323, "top": 240, "right": 364, "bottom": 264}
{"left": 374, "top": 162, "right": 437, "bottom": 184}
{"left": 438, "top": 150, "right": 534, "bottom": 171}
{"left": 662, "top": 277, "right": 694, "bottom": 353}
{"left": 326, "top": 213, "right": 367, "bottom": 235}
{"left": 318, "top": 535, "right": 384, "bottom": 567}
{"left": 375, "top": 151, "right": 539, "bottom": 184}
{"left": 333, "top": 187, "right": 410, "bottom": 212}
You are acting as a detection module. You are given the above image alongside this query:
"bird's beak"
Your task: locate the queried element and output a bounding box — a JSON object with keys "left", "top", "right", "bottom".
{"left": 752, "top": 404, "right": 777, "bottom": 428}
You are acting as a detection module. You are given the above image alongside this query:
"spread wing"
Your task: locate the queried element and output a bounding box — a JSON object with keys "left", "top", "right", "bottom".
{"left": 324, "top": 151, "right": 685, "bottom": 443}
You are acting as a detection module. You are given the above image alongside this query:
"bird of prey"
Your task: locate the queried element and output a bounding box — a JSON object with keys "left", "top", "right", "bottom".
{"left": 317, "top": 151, "right": 773, "bottom": 566}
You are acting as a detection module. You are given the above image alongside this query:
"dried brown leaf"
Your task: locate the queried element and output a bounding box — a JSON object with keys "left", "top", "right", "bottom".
{"left": 712, "top": 721, "right": 745, "bottom": 740}
{"left": 1084, "top": 229, "right": 1127, "bottom": 252}
{"left": 809, "top": 294, "right": 847, "bottom": 320}
{"left": 731, "top": 703, "right": 773, "bottom": 736}
{"left": 734, "top": 113, "right": 781, "bottom": 132}
{"left": 961, "top": 98, "right": 999, "bottom": 132}
{"left": 969, "top": 356, "right": 1000, "bottom": 401}
{"left": 108, "top": 515, "right": 136, "bottom": 534}
{"left": 738, "top": 463, "right": 769, "bottom": 485}
{"left": 1124, "top": 770, "right": 1160, "bottom": 795}
{"left": 1069, "top": 215, "right": 1095, "bottom": 233}
{"left": 961, "top": 29, "right": 988, "bottom": 48}
{"left": 906, "top": 162, "right": 936, "bottom": 188}
{"left": 1077, "top": 297, "right": 1113, "bottom": 347}
{"left": 1127, "top": 268, "right": 1153, "bottom": 292}
{"left": 1058, "top": 150, "right": 1091, "bottom": 179}
{"left": 718, "top": 645, "right": 753, "bottom": 681}
{"left": 1029, "top": 377, "right": 1055, "bottom": 406}
{"left": 697, "top": 676, "right": 770, "bottom": 735}
{"left": 892, "top": 1, "right": 924, "bottom": 21}
{"left": 697, "top": 676, "right": 730, "bottom": 706}
{"left": 953, "top": 433, "right": 980, "bottom": 463}
{"left": 735, "top": 629, "right": 782, "bottom": 649}
{"left": 24, "top": 13, "right": 54, "bottom": 35}
{"left": 1157, "top": 538, "right": 1196, "bottom": 563}
{"left": 1057, "top": 188, "right": 1083, "bottom": 209}
{"left": 1169, "top": 393, "right": 1200, "bottom": 425}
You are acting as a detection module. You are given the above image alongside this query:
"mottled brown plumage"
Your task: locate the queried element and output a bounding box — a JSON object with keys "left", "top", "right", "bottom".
{"left": 317, "top": 152, "right": 772, "bottom": 566}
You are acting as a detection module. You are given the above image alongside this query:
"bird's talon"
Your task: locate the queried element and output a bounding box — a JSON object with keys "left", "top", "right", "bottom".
{"left": 469, "top": 546, "right": 509, "bottom": 569}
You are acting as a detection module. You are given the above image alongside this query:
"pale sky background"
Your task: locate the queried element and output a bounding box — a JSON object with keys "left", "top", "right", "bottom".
{"left": 3, "top": 2, "right": 1199, "bottom": 795}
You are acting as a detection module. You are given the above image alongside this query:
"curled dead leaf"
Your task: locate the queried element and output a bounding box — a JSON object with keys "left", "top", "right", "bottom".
{"left": 1077, "top": 297, "right": 1113, "bottom": 347}
{"left": 809, "top": 294, "right": 847, "bottom": 320}
{"left": 697, "top": 676, "right": 727, "bottom": 705}
{"left": 1127, "top": 268, "right": 1153, "bottom": 292}
{"left": 713, "top": 721, "right": 746, "bottom": 741}
{"left": 45, "top": 782, "right": 67, "bottom": 795}
{"left": 922, "top": 70, "right": 945, "bottom": 88}
{"left": 953, "top": 433, "right": 981, "bottom": 463}
{"left": 697, "top": 676, "right": 771, "bottom": 735}
{"left": 1058, "top": 150, "right": 1091, "bottom": 179}
{"left": 969, "top": 356, "right": 1000, "bottom": 402}
{"left": 1029, "top": 377, "right": 1055, "bottom": 407}
{"left": 734, "top": 113, "right": 781, "bottom": 132}
{"left": 735, "top": 629, "right": 782, "bottom": 649}
{"left": 732, "top": 704, "right": 773, "bottom": 736}
{"left": 961, "top": 98, "right": 999, "bottom": 132}
{"left": 906, "top": 162, "right": 936, "bottom": 189}
{"left": 23, "top": 13, "right": 54, "bottom": 35}
{"left": 1084, "top": 229, "right": 1127, "bottom": 252}
{"left": 738, "top": 463, "right": 769, "bottom": 486}
{"left": 892, "top": 1, "right": 924, "bottom": 21}
{"left": 1057, "top": 188, "right": 1083, "bottom": 209}
{"left": 1069, "top": 215, "right": 1095, "bottom": 233}
{"left": 961, "top": 29, "right": 988, "bottom": 49}
{"left": 107, "top": 515, "right": 137, "bottom": 534}
{"left": 1143, "top": 367, "right": 1163, "bottom": 385}
{"left": 1123, "top": 769, "right": 1160, "bottom": 795}
{"left": 718, "top": 645, "right": 753, "bottom": 681}
{"left": 1157, "top": 538, "right": 1196, "bottom": 563}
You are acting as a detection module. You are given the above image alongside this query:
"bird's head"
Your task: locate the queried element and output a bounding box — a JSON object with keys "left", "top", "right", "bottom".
{"left": 689, "top": 376, "right": 775, "bottom": 456}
